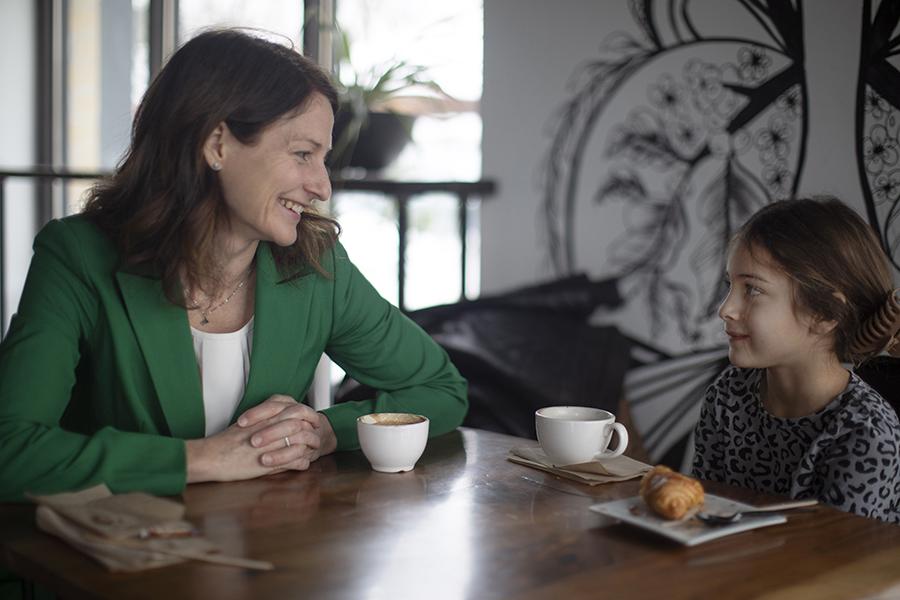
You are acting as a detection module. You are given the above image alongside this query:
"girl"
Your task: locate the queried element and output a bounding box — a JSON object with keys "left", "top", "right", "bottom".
{"left": 692, "top": 197, "right": 900, "bottom": 523}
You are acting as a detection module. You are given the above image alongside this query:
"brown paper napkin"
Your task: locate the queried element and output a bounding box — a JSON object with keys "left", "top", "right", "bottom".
{"left": 508, "top": 446, "right": 652, "bottom": 485}
{"left": 30, "top": 484, "right": 273, "bottom": 572}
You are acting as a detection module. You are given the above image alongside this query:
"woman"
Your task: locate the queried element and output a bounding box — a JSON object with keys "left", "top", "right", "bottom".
{"left": 0, "top": 29, "right": 468, "bottom": 502}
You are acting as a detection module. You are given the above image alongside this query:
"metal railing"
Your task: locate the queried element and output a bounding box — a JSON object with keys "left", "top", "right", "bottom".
{"left": 331, "top": 178, "right": 496, "bottom": 310}
{"left": 0, "top": 167, "right": 496, "bottom": 336}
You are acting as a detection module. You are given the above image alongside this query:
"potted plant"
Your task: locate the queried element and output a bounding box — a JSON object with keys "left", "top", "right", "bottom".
{"left": 329, "top": 28, "right": 456, "bottom": 173}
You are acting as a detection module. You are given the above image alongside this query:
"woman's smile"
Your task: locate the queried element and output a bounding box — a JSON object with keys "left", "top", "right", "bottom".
{"left": 279, "top": 197, "right": 305, "bottom": 221}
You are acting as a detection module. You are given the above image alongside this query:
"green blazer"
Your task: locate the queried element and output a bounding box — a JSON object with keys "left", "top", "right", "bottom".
{"left": 0, "top": 217, "right": 467, "bottom": 502}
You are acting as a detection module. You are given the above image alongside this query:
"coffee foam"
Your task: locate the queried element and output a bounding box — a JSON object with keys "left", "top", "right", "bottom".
{"left": 359, "top": 413, "right": 426, "bottom": 426}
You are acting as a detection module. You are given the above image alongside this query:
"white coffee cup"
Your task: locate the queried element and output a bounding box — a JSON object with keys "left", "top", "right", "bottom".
{"left": 535, "top": 406, "right": 629, "bottom": 466}
{"left": 357, "top": 413, "right": 429, "bottom": 473}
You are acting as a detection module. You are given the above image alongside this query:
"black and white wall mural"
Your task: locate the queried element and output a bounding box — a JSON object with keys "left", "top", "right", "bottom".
{"left": 483, "top": 0, "right": 900, "bottom": 468}
{"left": 858, "top": 0, "right": 900, "bottom": 272}
{"left": 541, "top": 0, "right": 808, "bottom": 348}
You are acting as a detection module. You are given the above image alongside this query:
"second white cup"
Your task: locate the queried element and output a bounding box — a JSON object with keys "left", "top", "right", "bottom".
{"left": 535, "top": 406, "right": 629, "bottom": 466}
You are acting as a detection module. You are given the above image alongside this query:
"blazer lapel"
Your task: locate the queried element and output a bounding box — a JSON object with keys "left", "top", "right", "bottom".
{"left": 236, "top": 243, "right": 313, "bottom": 417}
{"left": 116, "top": 270, "right": 204, "bottom": 439}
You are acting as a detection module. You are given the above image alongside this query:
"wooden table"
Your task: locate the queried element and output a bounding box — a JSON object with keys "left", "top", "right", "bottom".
{"left": 2, "top": 427, "right": 900, "bottom": 599}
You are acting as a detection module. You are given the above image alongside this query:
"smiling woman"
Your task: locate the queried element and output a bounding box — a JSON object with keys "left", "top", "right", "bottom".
{"left": 207, "top": 92, "right": 334, "bottom": 250}
{"left": 0, "top": 29, "right": 468, "bottom": 502}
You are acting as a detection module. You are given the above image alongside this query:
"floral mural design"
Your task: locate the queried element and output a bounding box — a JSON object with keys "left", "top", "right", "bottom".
{"left": 858, "top": 0, "right": 900, "bottom": 270}
{"left": 540, "top": 0, "right": 808, "bottom": 347}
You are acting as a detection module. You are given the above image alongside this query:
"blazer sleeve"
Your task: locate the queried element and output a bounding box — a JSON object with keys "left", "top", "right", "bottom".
{"left": 319, "top": 244, "right": 468, "bottom": 451}
{"left": 0, "top": 220, "right": 186, "bottom": 502}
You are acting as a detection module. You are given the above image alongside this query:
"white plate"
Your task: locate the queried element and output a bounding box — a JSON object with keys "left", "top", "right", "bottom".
{"left": 589, "top": 494, "right": 787, "bottom": 546}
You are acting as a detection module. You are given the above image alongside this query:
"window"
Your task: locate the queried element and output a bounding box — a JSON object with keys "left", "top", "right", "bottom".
{"left": 179, "top": 0, "right": 303, "bottom": 47}
{"left": 333, "top": 0, "right": 484, "bottom": 309}
{"left": 60, "top": 0, "right": 151, "bottom": 214}
{"left": 3, "top": 2, "right": 487, "bottom": 347}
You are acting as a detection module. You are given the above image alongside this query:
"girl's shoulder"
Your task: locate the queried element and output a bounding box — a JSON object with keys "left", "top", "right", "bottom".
{"left": 830, "top": 373, "right": 900, "bottom": 438}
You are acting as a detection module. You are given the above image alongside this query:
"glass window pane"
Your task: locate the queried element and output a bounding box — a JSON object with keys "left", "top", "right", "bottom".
{"left": 334, "top": 0, "right": 484, "bottom": 311}
{"left": 178, "top": 1, "right": 303, "bottom": 48}
{"left": 336, "top": 0, "right": 483, "bottom": 181}
{"left": 405, "top": 193, "right": 461, "bottom": 311}
{"left": 63, "top": 0, "right": 150, "bottom": 215}
{"left": 465, "top": 197, "right": 481, "bottom": 299}
{"left": 332, "top": 193, "right": 399, "bottom": 306}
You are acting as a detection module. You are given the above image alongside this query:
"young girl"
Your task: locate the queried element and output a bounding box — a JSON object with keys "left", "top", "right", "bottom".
{"left": 692, "top": 197, "right": 900, "bottom": 523}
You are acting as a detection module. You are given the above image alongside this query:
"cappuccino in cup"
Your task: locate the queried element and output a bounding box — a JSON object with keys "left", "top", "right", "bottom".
{"left": 357, "top": 413, "right": 429, "bottom": 473}
{"left": 361, "top": 413, "right": 426, "bottom": 426}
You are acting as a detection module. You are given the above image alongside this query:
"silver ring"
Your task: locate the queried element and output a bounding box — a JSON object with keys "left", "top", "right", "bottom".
{"left": 284, "top": 436, "right": 291, "bottom": 448}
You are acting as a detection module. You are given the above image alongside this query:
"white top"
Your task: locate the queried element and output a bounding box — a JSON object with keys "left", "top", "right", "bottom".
{"left": 190, "top": 317, "right": 254, "bottom": 436}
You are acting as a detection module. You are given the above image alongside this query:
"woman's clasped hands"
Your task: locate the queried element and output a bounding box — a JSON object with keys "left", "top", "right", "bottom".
{"left": 186, "top": 394, "right": 337, "bottom": 483}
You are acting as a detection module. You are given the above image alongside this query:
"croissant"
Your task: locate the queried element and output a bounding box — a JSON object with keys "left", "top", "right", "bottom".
{"left": 640, "top": 465, "right": 704, "bottom": 520}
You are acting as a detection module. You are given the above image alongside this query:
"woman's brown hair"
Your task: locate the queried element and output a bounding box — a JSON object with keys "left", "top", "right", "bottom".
{"left": 732, "top": 196, "right": 894, "bottom": 364}
{"left": 82, "top": 29, "right": 340, "bottom": 304}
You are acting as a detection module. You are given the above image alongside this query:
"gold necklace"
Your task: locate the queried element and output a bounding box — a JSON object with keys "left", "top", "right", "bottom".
{"left": 195, "top": 269, "right": 251, "bottom": 325}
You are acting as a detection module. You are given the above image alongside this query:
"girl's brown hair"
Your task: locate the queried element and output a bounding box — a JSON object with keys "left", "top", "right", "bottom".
{"left": 83, "top": 29, "right": 340, "bottom": 304}
{"left": 732, "top": 196, "right": 894, "bottom": 364}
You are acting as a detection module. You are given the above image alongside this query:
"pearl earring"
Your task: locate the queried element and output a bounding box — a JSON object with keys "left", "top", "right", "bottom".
{"left": 211, "top": 162, "right": 222, "bottom": 171}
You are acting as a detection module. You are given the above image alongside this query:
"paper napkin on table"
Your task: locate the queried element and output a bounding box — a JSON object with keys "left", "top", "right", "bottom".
{"left": 508, "top": 446, "right": 651, "bottom": 485}
{"left": 30, "top": 484, "right": 272, "bottom": 572}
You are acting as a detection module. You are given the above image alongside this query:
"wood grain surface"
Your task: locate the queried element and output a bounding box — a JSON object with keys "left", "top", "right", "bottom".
{"left": 2, "top": 428, "right": 900, "bottom": 599}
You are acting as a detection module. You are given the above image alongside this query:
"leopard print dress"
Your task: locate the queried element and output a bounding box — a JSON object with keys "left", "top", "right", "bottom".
{"left": 692, "top": 366, "right": 900, "bottom": 523}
